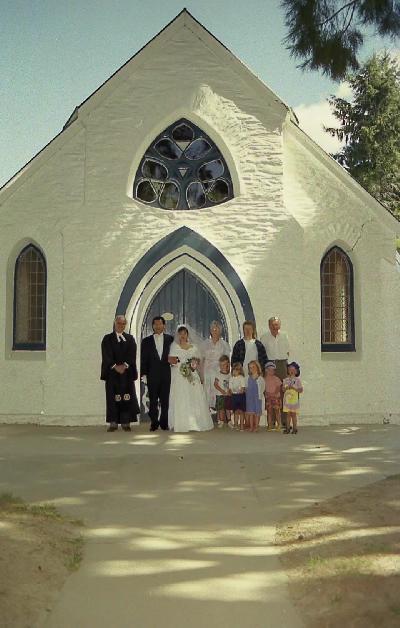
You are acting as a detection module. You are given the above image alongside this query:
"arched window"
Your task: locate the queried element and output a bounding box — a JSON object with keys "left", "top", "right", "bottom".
{"left": 13, "top": 245, "right": 46, "bottom": 350}
{"left": 320, "top": 246, "right": 355, "bottom": 352}
{"left": 133, "top": 119, "right": 233, "bottom": 210}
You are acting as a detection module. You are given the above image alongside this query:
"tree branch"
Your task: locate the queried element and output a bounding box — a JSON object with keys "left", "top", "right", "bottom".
{"left": 318, "top": 0, "right": 359, "bottom": 28}
{"left": 340, "top": 2, "right": 357, "bottom": 36}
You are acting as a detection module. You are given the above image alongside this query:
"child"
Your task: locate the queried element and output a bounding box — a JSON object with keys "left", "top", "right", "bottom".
{"left": 282, "top": 362, "right": 303, "bottom": 434}
{"left": 246, "top": 360, "right": 265, "bottom": 432}
{"left": 214, "top": 355, "right": 232, "bottom": 427}
{"left": 228, "top": 362, "right": 246, "bottom": 430}
{"left": 264, "top": 361, "right": 282, "bottom": 431}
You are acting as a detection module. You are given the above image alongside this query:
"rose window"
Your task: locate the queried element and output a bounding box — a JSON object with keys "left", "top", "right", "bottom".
{"left": 133, "top": 119, "right": 233, "bottom": 210}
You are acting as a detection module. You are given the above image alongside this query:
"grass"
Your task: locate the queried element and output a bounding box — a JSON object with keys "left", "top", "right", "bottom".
{"left": 1, "top": 491, "right": 85, "bottom": 572}
{"left": 332, "top": 555, "right": 371, "bottom": 575}
{"left": 29, "top": 503, "right": 62, "bottom": 519}
{"left": 307, "top": 552, "right": 371, "bottom": 576}
{"left": 307, "top": 554, "right": 326, "bottom": 569}
{"left": 0, "top": 492, "right": 60, "bottom": 517}
{"left": 331, "top": 593, "right": 342, "bottom": 604}
{"left": 0, "top": 492, "right": 84, "bottom": 525}
{"left": 363, "top": 541, "right": 392, "bottom": 553}
{"left": 0, "top": 492, "right": 24, "bottom": 508}
{"left": 64, "top": 536, "right": 84, "bottom": 571}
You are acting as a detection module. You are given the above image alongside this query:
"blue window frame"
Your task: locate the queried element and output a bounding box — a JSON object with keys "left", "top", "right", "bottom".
{"left": 13, "top": 244, "right": 47, "bottom": 351}
{"left": 321, "top": 246, "right": 355, "bottom": 352}
{"left": 134, "top": 119, "right": 234, "bottom": 210}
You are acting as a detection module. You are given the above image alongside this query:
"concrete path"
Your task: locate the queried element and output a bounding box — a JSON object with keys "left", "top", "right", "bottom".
{"left": 1, "top": 423, "right": 399, "bottom": 628}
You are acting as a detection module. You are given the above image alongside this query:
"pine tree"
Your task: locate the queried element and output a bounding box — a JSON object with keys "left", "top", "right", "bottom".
{"left": 282, "top": 0, "right": 400, "bottom": 80}
{"left": 325, "top": 52, "right": 400, "bottom": 216}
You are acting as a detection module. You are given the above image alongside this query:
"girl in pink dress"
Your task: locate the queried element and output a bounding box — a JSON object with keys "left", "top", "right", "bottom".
{"left": 282, "top": 362, "right": 303, "bottom": 434}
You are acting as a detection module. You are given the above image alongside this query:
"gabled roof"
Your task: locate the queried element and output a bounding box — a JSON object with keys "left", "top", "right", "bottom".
{"left": 1, "top": 8, "right": 398, "bottom": 230}
{"left": 1, "top": 8, "right": 292, "bottom": 196}
{"left": 62, "top": 8, "right": 292, "bottom": 126}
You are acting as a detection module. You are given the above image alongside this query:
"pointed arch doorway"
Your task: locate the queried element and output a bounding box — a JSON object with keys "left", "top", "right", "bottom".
{"left": 117, "top": 227, "right": 255, "bottom": 343}
{"left": 141, "top": 269, "right": 228, "bottom": 342}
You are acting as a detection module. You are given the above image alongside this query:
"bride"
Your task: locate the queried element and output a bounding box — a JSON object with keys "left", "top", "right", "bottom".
{"left": 168, "top": 325, "right": 214, "bottom": 432}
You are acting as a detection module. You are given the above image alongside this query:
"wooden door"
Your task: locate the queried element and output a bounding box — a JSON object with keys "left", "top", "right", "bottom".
{"left": 142, "top": 269, "right": 228, "bottom": 342}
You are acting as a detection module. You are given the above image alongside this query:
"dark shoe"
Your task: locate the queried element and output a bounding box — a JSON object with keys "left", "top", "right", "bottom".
{"left": 107, "top": 423, "right": 118, "bottom": 432}
{"left": 293, "top": 428, "right": 298, "bottom": 434}
{"left": 283, "top": 428, "right": 290, "bottom": 434}
{"left": 150, "top": 425, "right": 159, "bottom": 432}
{"left": 122, "top": 425, "right": 131, "bottom": 432}
{"left": 160, "top": 425, "right": 169, "bottom": 431}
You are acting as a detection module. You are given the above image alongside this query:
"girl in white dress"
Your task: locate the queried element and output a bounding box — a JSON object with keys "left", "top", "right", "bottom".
{"left": 168, "top": 326, "right": 214, "bottom": 433}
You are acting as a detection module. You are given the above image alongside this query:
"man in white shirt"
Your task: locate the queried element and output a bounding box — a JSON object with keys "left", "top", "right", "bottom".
{"left": 260, "top": 317, "right": 290, "bottom": 426}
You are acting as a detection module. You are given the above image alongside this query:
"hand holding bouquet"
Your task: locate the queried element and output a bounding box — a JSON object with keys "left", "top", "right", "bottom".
{"left": 180, "top": 357, "right": 201, "bottom": 384}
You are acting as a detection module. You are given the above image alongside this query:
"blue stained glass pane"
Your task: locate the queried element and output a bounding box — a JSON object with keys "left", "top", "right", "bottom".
{"left": 155, "top": 138, "right": 181, "bottom": 160}
{"left": 137, "top": 180, "right": 156, "bottom": 203}
{"left": 207, "top": 179, "right": 229, "bottom": 203}
{"left": 198, "top": 159, "right": 224, "bottom": 181}
{"left": 187, "top": 181, "right": 206, "bottom": 209}
{"left": 160, "top": 182, "right": 179, "bottom": 209}
{"left": 172, "top": 123, "right": 194, "bottom": 142}
{"left": 142, "top": 160, "right": 168, "bottom": 180}
{"left": 185, "top": 138, "right": 211, "bottom": 160}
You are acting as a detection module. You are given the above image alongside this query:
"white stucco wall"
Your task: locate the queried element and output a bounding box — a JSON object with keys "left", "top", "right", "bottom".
{"left": 283, "top": 123, "right": 400, "bottom": 424}
{"left": 1, "top": 12, "right": 399, "bottom": 425}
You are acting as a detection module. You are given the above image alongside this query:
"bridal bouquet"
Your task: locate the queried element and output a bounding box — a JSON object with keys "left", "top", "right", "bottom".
{"left": 180, "top": 357, "right": 200, "bottom": 384}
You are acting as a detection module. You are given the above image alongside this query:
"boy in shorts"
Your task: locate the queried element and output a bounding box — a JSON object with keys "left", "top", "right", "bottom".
{"left": 214, "top": 355, "right": 232, "bottom": 427}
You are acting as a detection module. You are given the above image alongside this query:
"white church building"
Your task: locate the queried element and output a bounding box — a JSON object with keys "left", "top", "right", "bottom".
{"left": 1, "top": 9, "right": 399, "bottom": 426}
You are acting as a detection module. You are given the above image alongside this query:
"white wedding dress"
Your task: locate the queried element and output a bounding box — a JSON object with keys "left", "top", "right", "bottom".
{"left": 168, "top": 342, "right": 214, "bottom": 432}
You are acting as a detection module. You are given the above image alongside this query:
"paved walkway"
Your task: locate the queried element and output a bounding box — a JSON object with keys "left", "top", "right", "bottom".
{"left": 1, "top": 423, "right": 399, "bottom": 628}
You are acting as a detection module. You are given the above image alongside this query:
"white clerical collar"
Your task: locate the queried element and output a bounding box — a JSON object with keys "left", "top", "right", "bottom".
{"left": 116, "top": 332, "right": 126, "bottom": 342}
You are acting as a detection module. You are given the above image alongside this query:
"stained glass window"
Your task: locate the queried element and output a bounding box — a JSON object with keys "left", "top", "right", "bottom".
{"left": 134, "top": 119, "right": 233, "bottom": 210}
{"left": 321, "top": 246, "right": 355, "bottom": 351}
{"left": 13, "top": 245, "right": 46, "bottom": 350}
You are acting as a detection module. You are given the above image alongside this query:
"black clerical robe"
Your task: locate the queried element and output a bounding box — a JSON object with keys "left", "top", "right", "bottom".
{"left": 101, "top": 332, "right": 139, "bottom": 424}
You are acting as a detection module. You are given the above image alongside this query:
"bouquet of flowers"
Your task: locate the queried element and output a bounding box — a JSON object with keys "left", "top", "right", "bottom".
{"left": 180, "top": 357, "right": 201, "bottom": 384}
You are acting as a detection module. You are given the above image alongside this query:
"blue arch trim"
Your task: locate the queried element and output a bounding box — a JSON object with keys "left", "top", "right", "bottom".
{"left": 116, "top": 227, "right": 255, "bottom": 321}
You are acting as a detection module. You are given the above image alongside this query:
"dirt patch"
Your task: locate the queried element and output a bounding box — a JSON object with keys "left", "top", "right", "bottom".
{"left": 0, "top": 493, "right": 84, "bottom": 628}
{"left": 276, "top": 474, "right": 400, "bottom": 628}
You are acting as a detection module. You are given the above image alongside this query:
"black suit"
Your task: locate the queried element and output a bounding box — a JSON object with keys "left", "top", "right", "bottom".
{"left": 101, "top": 332, "right": 139, "bottom": 424}
{"left": 140, "top": 333, "right": 174, "bottom": 430}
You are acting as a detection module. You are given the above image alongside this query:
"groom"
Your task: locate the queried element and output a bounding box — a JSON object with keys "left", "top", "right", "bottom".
{"left": 140, "top": 316, "right": 174, "bottom": 431}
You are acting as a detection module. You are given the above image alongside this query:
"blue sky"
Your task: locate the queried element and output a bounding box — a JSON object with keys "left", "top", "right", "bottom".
{"left": 1, "top": 0, "right": 397, "bottom": 187}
